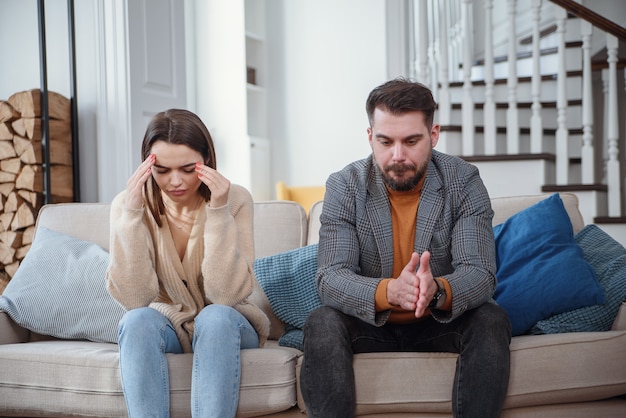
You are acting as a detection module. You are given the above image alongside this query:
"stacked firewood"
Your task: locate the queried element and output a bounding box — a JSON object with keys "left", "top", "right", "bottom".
{"left": 0, "top": 89, "right": 73, "bottom": 291}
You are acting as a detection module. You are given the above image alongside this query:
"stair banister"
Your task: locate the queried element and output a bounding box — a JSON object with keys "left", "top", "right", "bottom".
{"left": 547, "top": 0, "right": 626, "bottom": 41}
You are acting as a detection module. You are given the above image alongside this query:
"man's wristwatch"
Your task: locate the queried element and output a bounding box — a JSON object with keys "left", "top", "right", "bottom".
{"left": 429, "top": 279, "right": 446, "bottom": 310}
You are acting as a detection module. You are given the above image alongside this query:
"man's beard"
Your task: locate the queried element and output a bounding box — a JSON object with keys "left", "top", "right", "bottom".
{"left": 381, "top": 162, "right": 428, "bottom": 191}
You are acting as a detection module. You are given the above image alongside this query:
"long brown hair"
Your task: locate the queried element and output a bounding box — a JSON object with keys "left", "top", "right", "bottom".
{"left": 141, "top": 109, "right": 217, "bottom": 227}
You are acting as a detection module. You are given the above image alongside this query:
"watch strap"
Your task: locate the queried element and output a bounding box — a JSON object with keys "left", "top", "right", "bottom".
{"left": 429, "top": 278, "right": 445, "bottom": 309}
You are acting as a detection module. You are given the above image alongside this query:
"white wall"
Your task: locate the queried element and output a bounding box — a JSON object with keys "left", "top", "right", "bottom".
{"left": 2, "top": 0, "right": 389, "bottom": 202}
{"left": 0, "top": 0, "right": 67, "bottom": 98}
{"left": 266, "top": 0, "right": 388, "bottom": 190}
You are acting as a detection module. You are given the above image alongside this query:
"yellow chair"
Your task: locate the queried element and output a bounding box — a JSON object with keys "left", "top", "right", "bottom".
{"left": 275, "top": 181, "right": 325, "bottom": 214}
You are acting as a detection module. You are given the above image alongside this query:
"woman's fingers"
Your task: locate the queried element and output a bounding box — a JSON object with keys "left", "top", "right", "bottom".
{"left": 195, "top": 163, "right": 230, "bottom": 208}
{"left": 125, "top": 154, "right": 155, "bottom": 209}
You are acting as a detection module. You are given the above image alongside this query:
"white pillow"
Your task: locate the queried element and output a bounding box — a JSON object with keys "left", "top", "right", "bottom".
{"left": 0, "top": 227, "right": 125, "bottom": 343}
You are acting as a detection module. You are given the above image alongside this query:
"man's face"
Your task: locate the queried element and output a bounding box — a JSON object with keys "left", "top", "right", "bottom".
{"left": 368, "top": 108, "right": 439, "bottom": 191}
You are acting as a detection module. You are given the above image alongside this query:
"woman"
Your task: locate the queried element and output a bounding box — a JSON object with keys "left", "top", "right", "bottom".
{"left": 105, "top": 109, "right": 269, "bottom": 418}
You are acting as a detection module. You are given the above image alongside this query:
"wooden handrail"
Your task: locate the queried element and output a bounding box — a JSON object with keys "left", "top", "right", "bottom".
{"left": 548, "top": 0, "right": 626, "bottom": 41}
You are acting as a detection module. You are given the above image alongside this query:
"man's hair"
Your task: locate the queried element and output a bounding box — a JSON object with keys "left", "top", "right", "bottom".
{"left": 366, "top": 78, "right": 437, "bottom": 129}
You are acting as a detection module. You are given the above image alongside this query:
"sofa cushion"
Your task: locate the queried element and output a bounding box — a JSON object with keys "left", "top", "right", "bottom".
{"left": 295, "top": 330, "right": 626, "bottom": 414}
{"left": 254, "top": 244, "right": 321, "bottom": 350}
{"left": 490, "top": 193, "right": 584, "bottom": 233}
{"left": 35, "top": 203, "right": 112, "bottom": 251}
{"left": 531, "top": 224, "right": 626, "bottom": 334}
{"left": 493, "top": 193, "right": 605, "bottom": 336}
{"left": 0, "top": 340, "right": 300, "bottom": 417}
{"left": 253, "top": 200, "right": 308, "bottom": 259}
{"left": 0, "top": 227, "right": 125, "bottom": 343}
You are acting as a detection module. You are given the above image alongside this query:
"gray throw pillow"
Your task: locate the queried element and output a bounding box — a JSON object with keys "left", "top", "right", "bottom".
{"left": 0, "top": 227, "right": 125, "bottom": 343}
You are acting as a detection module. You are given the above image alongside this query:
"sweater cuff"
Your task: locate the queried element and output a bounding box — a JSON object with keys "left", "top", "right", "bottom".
{"left": 375, "top": 278, "right": 394, "bottom": 312}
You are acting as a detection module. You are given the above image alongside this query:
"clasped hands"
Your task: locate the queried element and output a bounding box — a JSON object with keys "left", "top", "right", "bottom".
{"left": 386, "top": 251, "right": 437, "bottom": 318}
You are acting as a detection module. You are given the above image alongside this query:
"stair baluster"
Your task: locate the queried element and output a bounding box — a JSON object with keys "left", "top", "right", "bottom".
{"left": 438, "top": 0, "right": 452, "bottom": 154}
{"left": 506, "top": 0, "right": 520, "bottom": 154}
{"left": 606, "top": 34, "right": 621, "bottom": 216}
{"left": 484, "top": 0, "right": 497, "bottom": 155}
{"left": 580, "top": 20, "right": 594, "bottom": 184}
{"left": 462, "top": 0, "right": 475, "bottom": 156}
{"left": 555, "top": 7, "right": 569, "bottom": 184}
{"left": 530, "top": 0, "right": 544, "bottom": 153}
{"left": 416, "top": 0, "right": 430, "bottom": 86}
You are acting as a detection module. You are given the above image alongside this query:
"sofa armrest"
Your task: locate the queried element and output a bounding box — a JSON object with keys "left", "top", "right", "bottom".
{"left": 611, "top": 302, "right": 626, "bottom": 331}
{"left": 0, "top": 312, "right": 29, "bottom": 344}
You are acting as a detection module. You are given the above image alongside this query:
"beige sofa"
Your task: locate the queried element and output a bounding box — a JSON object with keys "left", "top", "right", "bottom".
{"left": 1, "top": 193, "right": 625, "bottom": 417}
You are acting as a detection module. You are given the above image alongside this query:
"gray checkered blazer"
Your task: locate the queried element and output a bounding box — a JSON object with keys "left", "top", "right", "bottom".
{"left": 316, "top": 150, "right": 497, "bottom": 326}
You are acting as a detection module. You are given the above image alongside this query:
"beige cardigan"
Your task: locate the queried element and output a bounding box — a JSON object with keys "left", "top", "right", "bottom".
{"left": 105, "top": 184, "right": 269, "bottom": 352}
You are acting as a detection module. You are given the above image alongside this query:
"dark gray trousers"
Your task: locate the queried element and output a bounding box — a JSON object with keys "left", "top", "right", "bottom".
{"left": 300, "top": 303, "right": 511, "bottom": 418}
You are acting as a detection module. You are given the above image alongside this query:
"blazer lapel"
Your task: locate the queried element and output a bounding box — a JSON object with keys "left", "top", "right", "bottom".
{"left": 415, "top": 162, "right": 444, "bottom": 254}
{"left": 366, "top": 165, "right": 394, "bottom": 277}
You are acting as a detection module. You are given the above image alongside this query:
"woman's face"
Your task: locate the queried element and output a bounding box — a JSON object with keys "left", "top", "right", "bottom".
{"left": 150, "top": 140, "right": 204, "bottom": 204}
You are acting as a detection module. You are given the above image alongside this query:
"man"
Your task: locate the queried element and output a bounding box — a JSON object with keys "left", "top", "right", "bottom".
{"left": 300, "top": 78, "right": 511, "bottom": 418}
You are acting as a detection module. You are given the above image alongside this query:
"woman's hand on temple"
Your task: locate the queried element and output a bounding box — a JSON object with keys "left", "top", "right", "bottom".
{"left": 125, "top": 154, "right": 155, "bottom": 209}
{"left": 195, "top": 163, "right": 230, "bottom": 208}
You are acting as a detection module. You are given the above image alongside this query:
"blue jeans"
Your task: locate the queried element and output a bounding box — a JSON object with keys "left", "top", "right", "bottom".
{"left": 300, "top": 303, "right": 511, "bottom": 418}
{"left": 117, "top": 305, "right": 259, "bottom": 418}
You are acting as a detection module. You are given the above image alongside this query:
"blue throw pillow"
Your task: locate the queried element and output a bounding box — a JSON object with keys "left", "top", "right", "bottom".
{"left": 0, "top": 227, "right": 126, "bottom": 343}
{"left": 531, "top": 224, "right": 626, "bottom": 334}
{"left": 254, "top": 244, "right": 321, "bottom": 350}
{"left": 493, "top": 194, "right": 605, "bottom": 336}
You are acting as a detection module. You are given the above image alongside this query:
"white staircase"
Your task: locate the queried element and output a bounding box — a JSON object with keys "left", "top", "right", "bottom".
{"left": 416, "top": 0, "right": 626, "bottom": 246}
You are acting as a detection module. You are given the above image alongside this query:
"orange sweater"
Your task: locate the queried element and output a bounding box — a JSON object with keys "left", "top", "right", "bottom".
{"left": 374, "top": 183, "right": 452, "bottom": 323}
